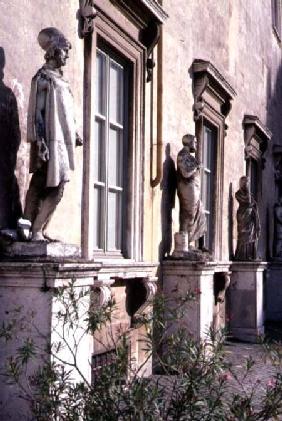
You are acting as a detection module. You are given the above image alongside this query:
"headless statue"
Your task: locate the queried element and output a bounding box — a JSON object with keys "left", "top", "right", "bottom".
{"left": 24, "top": 27, "right": 82, "bottom": 241}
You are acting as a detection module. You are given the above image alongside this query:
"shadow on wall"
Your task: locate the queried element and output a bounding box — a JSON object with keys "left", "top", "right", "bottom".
{"left": 159, "top": 143, "right": 177, "bottom": 260}
{"left": 0, "top": 47, "right": 22, "bottom": 229}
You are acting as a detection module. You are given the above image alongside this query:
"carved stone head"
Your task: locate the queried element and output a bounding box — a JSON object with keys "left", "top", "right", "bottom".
{"left": 38, "top": 27, "right": 71, "bottom": 67}
{"left": 239, "top": 175, "right": 250, "bottom": 191}
{"left": 182, "top": 134, "right": 196, "bottom": 152}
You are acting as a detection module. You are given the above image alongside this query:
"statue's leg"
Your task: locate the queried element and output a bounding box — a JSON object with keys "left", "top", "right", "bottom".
{"left": 31, "top": 182, "right": 65, "bottom": 241}
{"left": 24, "top": 169, "right": 46, "bottom": 223}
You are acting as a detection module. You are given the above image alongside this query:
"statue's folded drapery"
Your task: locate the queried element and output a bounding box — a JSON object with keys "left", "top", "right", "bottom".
{"left": 27, "top": 67, "right": 76, "bottom": 188}
{"left": 235, "top": 184, "right": 260, "bottom": 260}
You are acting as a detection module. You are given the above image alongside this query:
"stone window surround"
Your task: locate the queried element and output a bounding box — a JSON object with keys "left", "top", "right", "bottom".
{"left": 243, "top": 114, "right": 272, "bottom": 199}
{"left": 192, "top": 59, "right": 236, "bottom": 260}
{"left": 81, "top": 0, "right": 167, "bottom": 261}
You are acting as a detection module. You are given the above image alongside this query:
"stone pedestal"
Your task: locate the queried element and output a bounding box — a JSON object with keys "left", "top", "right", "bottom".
{"left": 0, "top": 262, "right": 101, "bottom": 420}
{"left": 266, "top": 262, "right": 282, "bottom": 321}
{"left": 162, "top": 260, "right": 230, "bottom": 340}
{"left": 229, "top": 261, "right": 267, "bottom": 342}
{"left": 0, "top": 259, "right": 158, "bottom": 420}
{"left": 172, "top": 231, "right": 189, "bottom": 257}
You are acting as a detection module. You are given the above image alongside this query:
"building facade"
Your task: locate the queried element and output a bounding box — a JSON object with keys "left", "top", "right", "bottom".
{"left": 1, "top": 0, "right": 282, "bottom": 417}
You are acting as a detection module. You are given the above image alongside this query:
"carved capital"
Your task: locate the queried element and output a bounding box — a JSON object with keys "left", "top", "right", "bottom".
{"left": 78, "top": 0, "right": 97, "bottom": 39}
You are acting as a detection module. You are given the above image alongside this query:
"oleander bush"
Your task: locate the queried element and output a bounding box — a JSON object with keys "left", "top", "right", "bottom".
{"left": 1, "top": 281, "right": 282, "bottom": 420}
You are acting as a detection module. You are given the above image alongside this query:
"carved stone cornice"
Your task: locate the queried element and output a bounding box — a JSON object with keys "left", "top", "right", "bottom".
{"left": 139, "top": 0, "right": 168, "bottom": 23}
{"left": 109, "top": 0, "right": 167, "bottom": 81}
{"left": 192, "top": 59, "right": 236, "bottom": 121}
{"left": 243, "top": 115, "right": 272, "bottom": 161}
{"left": 110, "top": 0, "right": 168, "bottom": 26}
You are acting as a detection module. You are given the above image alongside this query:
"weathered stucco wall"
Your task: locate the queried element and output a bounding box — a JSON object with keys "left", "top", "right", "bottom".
{"left": 146, "top": 0, "right": 282, "bottom": 262}
{"left": 0, "top": 0, "right": 83, "bottom": 245}
{"left": 1, "top": 0, "right": 281, "bottom": 260}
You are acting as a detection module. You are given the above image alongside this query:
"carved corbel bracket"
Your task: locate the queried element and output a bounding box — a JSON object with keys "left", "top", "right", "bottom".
{"left": 78, "top": 0, "right": 97, "bottom": 39}
{"left": 93, "top": 277, "right": 114, "bottom": 307}
{"left": 141, "top": 19, "right": 161, "bottom": 82}
{"left": 214, "top": 272, "right": 231, "bottom": 305}
{"left": 243, "top": 115, "right": 272, "bottom": 167}
{"left": 131, "top": 276, "right": 158, "bottom": 326}
{"left": 192, "top": 59, "right": 236, "bottom": 123}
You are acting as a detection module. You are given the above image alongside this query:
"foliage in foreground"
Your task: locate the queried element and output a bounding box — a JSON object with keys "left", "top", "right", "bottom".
{"left": 1, "top": 281, "right": 282, "bottom": 420}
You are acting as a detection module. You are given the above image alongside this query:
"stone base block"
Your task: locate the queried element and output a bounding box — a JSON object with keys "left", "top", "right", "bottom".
{"left": 229, "top": 261, "right": 266, "bottom": 343}
{"left": 230, "top": 327, "right": 264, "bottom": 343}
{"left": 265, "top": 262, "right": 282, "bottom": 321}
{"left": 162, "top": 260, "right": 230, "bottom": 341}
{"left": 1, "top": 241, "right": 80, "bottom": 259}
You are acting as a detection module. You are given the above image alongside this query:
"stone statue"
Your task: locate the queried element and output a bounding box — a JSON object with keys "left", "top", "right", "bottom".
{"left": 274, "top": 199, "right": 282, "bottom": 258}
{"left": 23, "top": 27, "right": 82, "bottom": 241}
{"left": 176, "top": 134, "right": 206, "bottom": 244}
{"left": 235, "top": 176, "right": 260, "bottom": 261}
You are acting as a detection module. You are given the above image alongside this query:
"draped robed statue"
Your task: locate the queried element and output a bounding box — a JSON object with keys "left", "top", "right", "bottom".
{"left": 172, "top": 134, "right": 207, "bottom": 258}
{"left": 235, "top": 176, "right": 260, "bottom": 261}
{"left": 22, "top": 27, "right": 82, "bottom": 241}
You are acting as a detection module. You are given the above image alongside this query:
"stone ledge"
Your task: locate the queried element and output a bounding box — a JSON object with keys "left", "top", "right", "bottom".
{"left": 1, "top": 241, "right": 81, "bottom": 259}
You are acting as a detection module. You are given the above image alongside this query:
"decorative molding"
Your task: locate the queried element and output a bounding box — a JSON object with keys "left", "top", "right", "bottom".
{"left": 93, "top": 277, "right": 114, "bottom": 306}
{"left": 109, "top": 0, "right": 167, "bottom": 82}
{"left": 139, "top": 0, "right": 168, "bottom": 23}
{"left": 243, "top": 115, "right": 272, "bottom": 161}
{"left": 78, "top": 0, "right": 97, "bottom": 39}
{"left": 192, "top": 59, "right": 236, "bottom": 122}
{"left": 141, "top": 19, "right": 161, "bottom": 82}
{"left": 110, "top": 0, "right": 168, "bottom": 25}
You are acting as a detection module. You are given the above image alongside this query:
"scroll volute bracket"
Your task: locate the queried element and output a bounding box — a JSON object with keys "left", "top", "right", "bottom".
{"left": 141, "top": 19, "right": 161, "bottom": 82}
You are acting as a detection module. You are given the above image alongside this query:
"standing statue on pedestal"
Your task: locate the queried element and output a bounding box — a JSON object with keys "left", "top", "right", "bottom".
{"left": 23, "top": 27, "right": 82, "bottom": 241}
{"left": 273, "top": 199, "right": 282, "bottom": 259}
{"left": 235, "top": 176, "right": 260, "bottom": 261}
{"left": 173, "top": 134, "right": 207, "bottom": 257}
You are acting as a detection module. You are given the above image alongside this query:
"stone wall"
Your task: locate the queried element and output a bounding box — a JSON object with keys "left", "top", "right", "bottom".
{"left": 0, "top": 0, "right": 83, "bottom": 245}
{"left": 1, "top": 0, "right": 281, "bottom": 260}
{"left": 147, "top": 0, "right": 282, "bottom": 262}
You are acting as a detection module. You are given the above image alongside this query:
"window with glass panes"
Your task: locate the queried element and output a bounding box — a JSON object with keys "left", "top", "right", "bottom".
{"left": 201, "top": 124, "right": 217, "bottom": 250}
{"left": 250, "top": 158, "right": 258, "bottom": 202}
{"left": 94, "top": 47, "right": 128, "bottom": 253}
